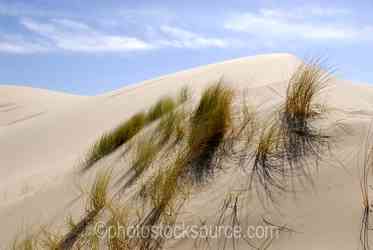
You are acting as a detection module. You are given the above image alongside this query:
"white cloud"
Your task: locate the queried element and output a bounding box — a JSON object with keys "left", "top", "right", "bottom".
{"left": 259, "top": 7, "right": 351, "bottom": 19}
{"left": 14, "top": 18, "right": 239, "bottom": 53}
{"left": 0, "top": 42, "right": 40, "bottom": 54}
{"left": 21, "top": 18, "right": 154, "bottom": 52}
{"left": 159, "top": 25, "right": 235, "bottom": 48}
{"left": 0, "top": 34, "right": 48, "bottom": 54}
{"left": 224, "top": 8, "right": 373, "bottom": 41}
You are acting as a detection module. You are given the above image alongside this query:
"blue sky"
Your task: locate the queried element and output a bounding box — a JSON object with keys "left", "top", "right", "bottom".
{"left": 0, "top": 0, "right": 373, "bottom": 95}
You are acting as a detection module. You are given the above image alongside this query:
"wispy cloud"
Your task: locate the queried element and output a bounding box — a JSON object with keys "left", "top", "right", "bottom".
{"left": 4, "top": 18, "right": 238, "bottom": 54}
{"left": 159, "top": 26, "right": 233, "bottom": 49}
{"left": 224, "top": 7, "right": 373, "bottom": 41}
{"left": 21, "top": 18, "right": 154, "bottom": 52}
{"left": 258, "top": 6, "right": 351, "bottom": 19}
{"left": 0, "top": 34, "right": 48, "bottom": 54}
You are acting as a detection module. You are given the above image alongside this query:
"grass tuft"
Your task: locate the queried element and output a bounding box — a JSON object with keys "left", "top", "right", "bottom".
{"left": 131, "top": 140, "right": 159, "bottom": 178}
{"left": 187, "top": 82, "right": 233, "bottom": 182}
{"left": 155, "top": 109, "right": 187, "bottom": 148}
{"left": 84, "top": 112, "right": 146, "bottom": 170}
{"left": 281, "top": 60, "right": 331, "bottom": 163}
{"left": 88, "top": 170, "right": 112, "bottom": 212}
{"left": 114, "top": 138, "right": 160, "bottom": 194}
{"left": 83, "top": 91, "right": 184, "bottom": 171}
{"left": 58, "top": 170, "right": 112, "bottom": 249}
{"left": 146, "top": 96, "right": 176, "bottom": 123}
{"left": 250, "top": 123, "right": 286, "bottom": 203}
{"left": 137, "top": 155, "right": 189, "bottom": 250}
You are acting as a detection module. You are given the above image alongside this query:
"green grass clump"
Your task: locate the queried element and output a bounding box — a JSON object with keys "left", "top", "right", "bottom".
{"left": 84, "top": 112, "right": 146, "bottom": 170}
{"left": 187, "top": 82, "right": 233, "bottom": 182}
{"left": 146, "top": 96, "right": 176, "bottom": 123}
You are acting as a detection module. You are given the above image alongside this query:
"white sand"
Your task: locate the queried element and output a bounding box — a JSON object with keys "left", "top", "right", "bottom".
{"left": 0, "top": 53, "right": 372, "bottom": 249}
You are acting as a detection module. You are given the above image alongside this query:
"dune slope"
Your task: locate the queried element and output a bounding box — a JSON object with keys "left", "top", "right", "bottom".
{"left": 1, "top": 53, "right": 373, "bottom": 249}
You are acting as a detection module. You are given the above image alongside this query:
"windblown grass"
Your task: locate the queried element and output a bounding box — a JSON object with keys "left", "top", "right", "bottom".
{"left": 88, "top": 170, "right": 111, "bottom": 212}
{"left": 137, "top": 156, "right": 189, "bottom": 250}
{"left": 187, "top": 82, "right": 234, "bottom": 182}
{"left": 146, "top": 96, "right": 176, "bottom": 123}
{"left": 131, "top": 140, "right": 159, "bottom": 179}
{"left": 155, "top": 109, "right": 187, "bottom": 149}
{"left": 84, "top": 112, "right": 146, "bottom": 170}
{"left": 83, "top": 89, "right": 187, "bottom": 171}
{"left": 58, "top": 170, "right": 111, "bottom": 249}
{"left": 281, "top": 60, "right": 331, "bottom": 163}
{"left": 250, "top": 123, "right": 286, "bottom": 203}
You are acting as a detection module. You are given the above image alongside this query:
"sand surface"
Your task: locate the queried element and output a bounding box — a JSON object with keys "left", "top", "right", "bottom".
{"left": 1, "top": 53, "right": 372, "bottom": 249}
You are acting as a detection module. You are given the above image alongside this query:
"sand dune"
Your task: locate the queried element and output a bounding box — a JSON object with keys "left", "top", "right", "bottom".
{"left": 1, "top": 53, "right": 373, "bottom": 249}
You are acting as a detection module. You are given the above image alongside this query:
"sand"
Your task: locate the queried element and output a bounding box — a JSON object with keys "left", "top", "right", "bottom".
{"left": 0, "top": 53, "right": 372, "bottom": 249}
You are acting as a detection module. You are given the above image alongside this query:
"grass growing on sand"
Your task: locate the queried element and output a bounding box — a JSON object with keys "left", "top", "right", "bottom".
{"left": 136, "top": 155, "right": 190, "bottom": 250}
{"left": 57, "top": 170, "right": 111, "bottom": 249}
{"left": 186, "top": 82, "right": 234, "bottom": 182}
{"left": 10, "top": 72, "right": 339, "bottom": 249}
{"left": 84, "top": 112, "right": 146, "bottom": 170}
{"left": 145, "top": 96, "right": 176, "bottom": 123}
{"left": 130, "top": 139, "right": 159, "bottom": 184}
{"left": 156, "top": 109, "right": 188, "bottom": 148}
{"left": 83, "top": 88, "right": 190, "bottom": 171}
{"left": 248, "top": 60, "right": 333, "bottom": 204}
{"left": 250, "top": 123, "right": 285, "bottom": 203}
{"left": 281, "top": 60, "right": 331, "bottom": 163}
